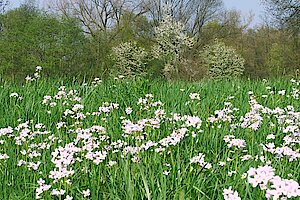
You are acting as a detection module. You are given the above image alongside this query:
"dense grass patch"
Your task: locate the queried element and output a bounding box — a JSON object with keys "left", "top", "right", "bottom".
{"left": 0, "top": 77, "right": 299, "bottom": 199}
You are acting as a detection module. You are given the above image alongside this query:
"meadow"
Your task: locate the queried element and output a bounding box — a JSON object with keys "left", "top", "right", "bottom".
{"left": 0, "top": 68, "right": 299, "bottom": 199}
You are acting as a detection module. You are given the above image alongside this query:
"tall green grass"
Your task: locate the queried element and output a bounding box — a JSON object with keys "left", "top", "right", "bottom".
{"left": 0, "top": 78, "right": 299, "bottom": 199}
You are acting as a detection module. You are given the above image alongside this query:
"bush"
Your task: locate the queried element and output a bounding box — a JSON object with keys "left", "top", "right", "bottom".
{"left": 111, "top": 41, "right": 148, "bottom": 77}
{"left": 201, "top": 39, "right": 245, "bottom": 80}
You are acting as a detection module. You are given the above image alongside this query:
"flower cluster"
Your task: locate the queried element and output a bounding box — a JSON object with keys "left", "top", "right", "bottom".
{"left": 189, "top": 93, "right": 200, "bottom": 101}
{"left": 25, "top": 66, "right": 43, "bottom": 82}
{"left": 224, "top": 135, "right": 246, "bottom": 149}
{"left": 208, "top": 101, "right": 238, "bottom": 124}
{"left": 240, "top": 95, "right": 266, "bottom": 130}
{"left": 247, "top": 165, "right": 300, "bottom": 199}
{"left": 190, "top": 153, "right": 212, "bottom": 169}
{"left": 223, "top": 187, "right": 241, "bottom": 200}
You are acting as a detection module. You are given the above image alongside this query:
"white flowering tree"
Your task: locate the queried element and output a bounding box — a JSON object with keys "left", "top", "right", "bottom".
{"left": 152, "top": 3, "right": 194, "bottom": 79}
{"left": 201, "top": 39, "right": 245, "bottom": 80}
{"left": 111, "top": 41, "right": 148, "bottom": 77}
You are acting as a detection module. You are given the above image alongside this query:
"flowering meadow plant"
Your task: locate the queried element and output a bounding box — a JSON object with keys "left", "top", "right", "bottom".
{"left": 0, "top": 68, "right": 299, "bottom": 199}
{"left": 25, "top": 66, "right": 43, "bottom": 82}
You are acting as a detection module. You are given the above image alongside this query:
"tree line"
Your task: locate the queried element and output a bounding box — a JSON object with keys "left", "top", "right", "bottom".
{"left": 0, "top": 0, "right": 299, "bottom": 80}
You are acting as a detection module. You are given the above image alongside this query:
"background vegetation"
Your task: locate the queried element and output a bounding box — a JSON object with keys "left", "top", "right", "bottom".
{"left": 0, "top": 0, "right": 299, "bottom": 81}
{"left": 0, "top": 76, "right": 299, "bottom": 199}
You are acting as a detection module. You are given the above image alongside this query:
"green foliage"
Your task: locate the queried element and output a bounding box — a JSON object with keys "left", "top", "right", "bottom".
{"left": 201, "top": 40, "right": 245, "bottom": 80}
{"left": 0, "top": 6, "right": 88, "bottom": 79}
{"left": 114, "top": 12, "right": 153, "bottom": 45}
{"left": 0, "top": 2, "right": 299, "bottom": 81}
{"left": 266, "top": 43, "right": 285, "bottom": 76}
{"left": 111, "top": 41, "right": 148, "bottom": 77}
{"left": 266, "top": 41, "right": 300, "bottom": 77}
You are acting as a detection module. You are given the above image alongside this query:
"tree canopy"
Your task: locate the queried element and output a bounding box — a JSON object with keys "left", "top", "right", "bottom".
{"left": 0, "top": 1, "right": 299, "bottom": 80}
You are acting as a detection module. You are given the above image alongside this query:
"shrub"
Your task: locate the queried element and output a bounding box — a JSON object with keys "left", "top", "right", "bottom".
{"left": 201, "top": 39, "right": 245, "bottom": 80}
{"left": 111, "top": 41, "right": 148, "bottom": 77}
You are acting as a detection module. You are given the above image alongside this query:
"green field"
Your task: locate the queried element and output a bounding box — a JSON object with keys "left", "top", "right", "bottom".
{"left": 0, "top": 76, "right": 299, "bottom": 199}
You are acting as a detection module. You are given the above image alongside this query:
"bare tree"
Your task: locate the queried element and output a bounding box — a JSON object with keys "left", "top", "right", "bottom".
{"left": 0, "top": 0, "right": 8, "bottom": 34}
{"left": 219, "top": 9, "right": 254, "bottom": 31}
{"left": 139, "top": 0, "right": 223, "bottom": 36}
{"left": 262, "top": 0, "right": 300, "bottom": 34}
{"left": 49, "top": 0, "right": 144, "bottom": 37}
{"left": 48, "top": 0, "right": 222, "bottom": 40}
{"left": 0, "top": 0, "right": 8, "bottom": 14}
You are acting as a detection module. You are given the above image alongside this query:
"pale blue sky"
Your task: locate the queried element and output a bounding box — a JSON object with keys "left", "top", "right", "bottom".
{"left": 7, "top": 0, "right": 264, "bottom": 26}
{"left": 223, "top": 0, "right": 264, "bottom": 27}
